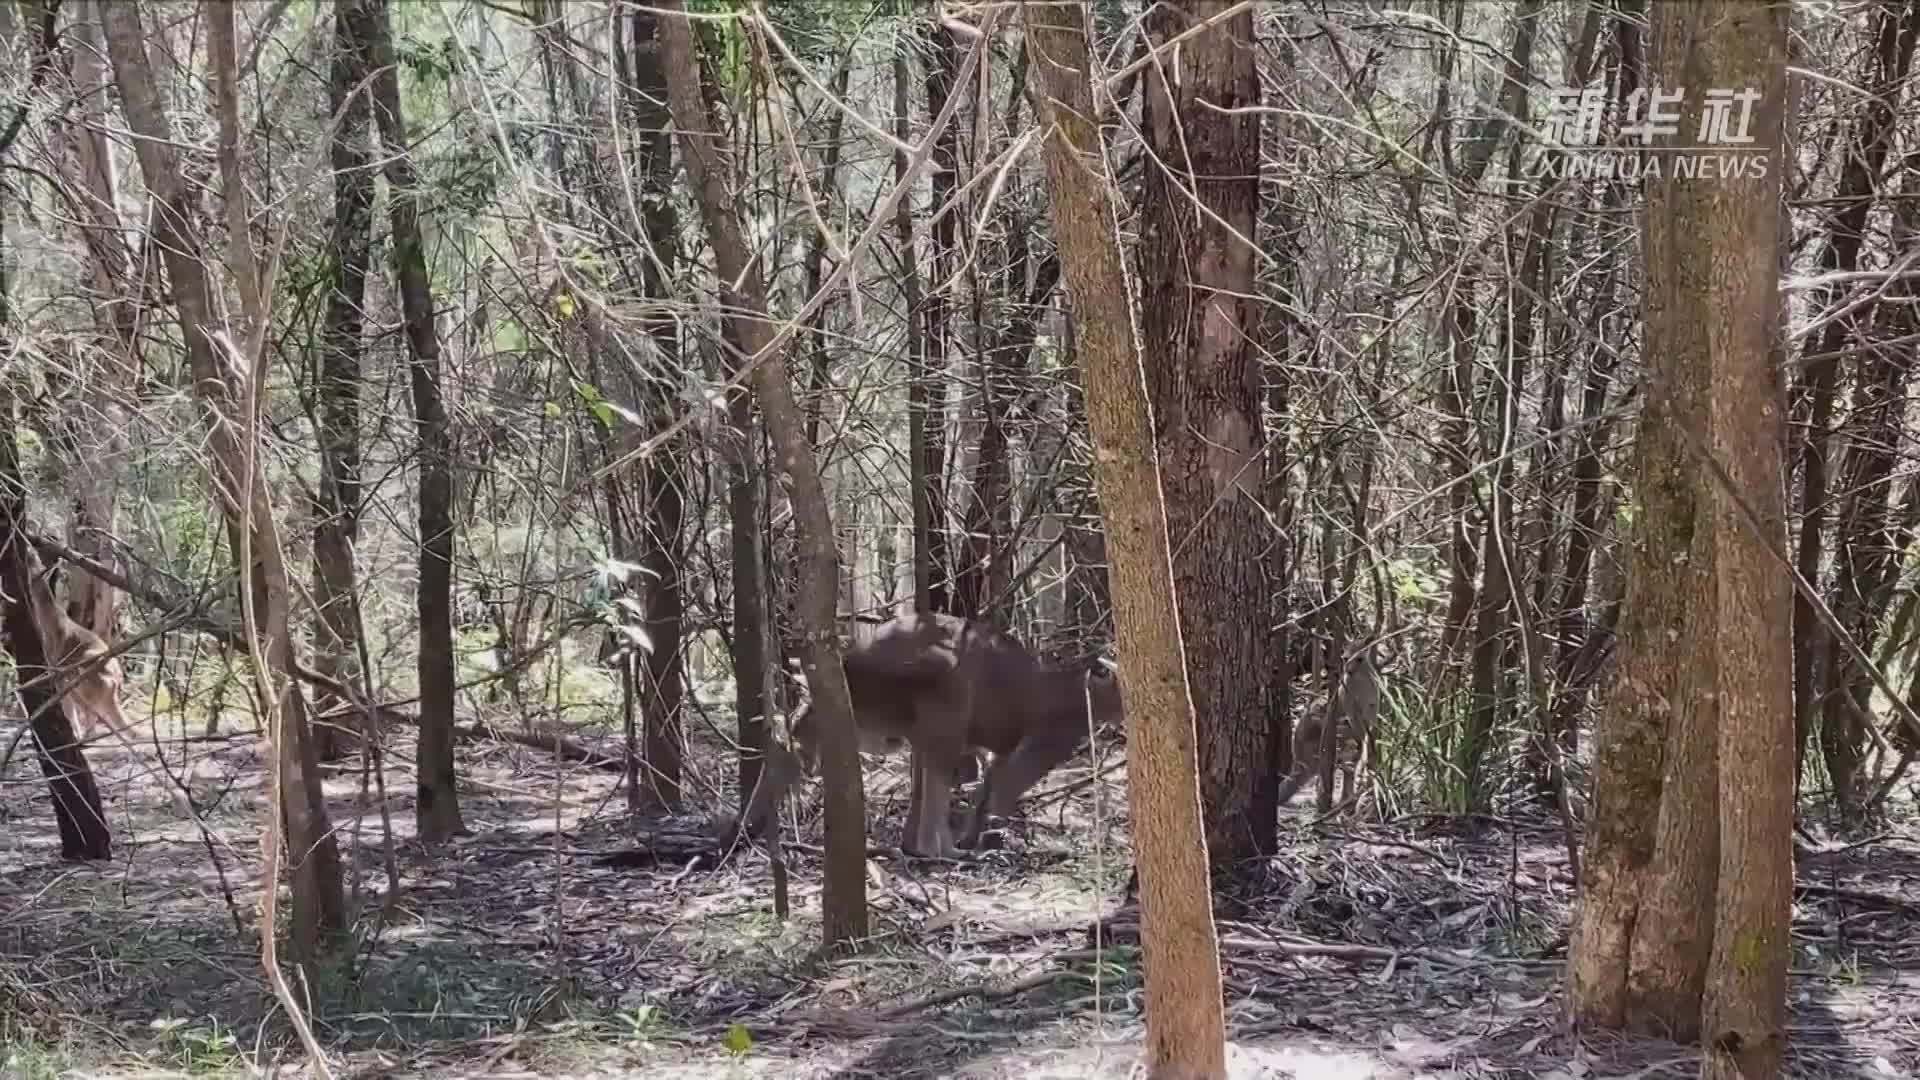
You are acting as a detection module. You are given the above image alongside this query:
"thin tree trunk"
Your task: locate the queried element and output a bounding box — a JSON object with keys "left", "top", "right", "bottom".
{"left": 658, "top": 1, "right": 867, "bottom": 947}
{"left": 102, "top": 1, "right": 345, "bottom": 957}
{"left": 1030, "top": 4, "right": 1227, "bottom": 1075}
{"left": 626, "top": 6, "right": 687, "bottom": 809}
{"left": 363, "top": 0, "right": 464, "bottom": 842}
{"left": 1792, "top": 0, "right": 1916, "bottom": 784}
{"left": 918, "top": 17, "right": 962, "bottom": 614}
{"left": 1809, "top": 0, "right": 1919, "bottom": 815}
{"left": 894, "top": 48, "right": 933, "bottom": 612}
{"left": 311, "top": 0, "right": 376, "bottom": 764}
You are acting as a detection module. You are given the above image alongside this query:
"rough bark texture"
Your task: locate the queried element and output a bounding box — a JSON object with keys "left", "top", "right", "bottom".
{"left": 1029, "top": 4, "right": 1227, "bottom": 1076}
{"left": 658, "top": 1, "right": 867, "bottom": 947}
{"left": 102, "top": 2, "right": 345, "bottom": 957}
{"left": 364, "top": 0, "right": 464, "bottom": 842}
{"left": 1567, "top": 3, "right": 1712, "bottom": 1030}
{"left": 1699, "top": 5, "right": 1793, "bottom": 1075}
{"left": 1134, "top": 0, "right": 1273, "bottom": 870}
{"left": 311, "top": 0, "right": 377, "bottom": 763}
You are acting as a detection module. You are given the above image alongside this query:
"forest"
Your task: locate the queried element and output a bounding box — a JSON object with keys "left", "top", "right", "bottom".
{"left": 0, "top": 0, "right": 1915, "bottom": 1077}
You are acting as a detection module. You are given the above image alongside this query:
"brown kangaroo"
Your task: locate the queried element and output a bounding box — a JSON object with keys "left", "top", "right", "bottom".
{"left": 787, "top": 612, "right": 1123, "bottom": 858}
{"left": 1277, "top": 650, "right": 1381, "bottom": 807}
{"left": 20, "top": 548, "right": 131, "bottom": 740}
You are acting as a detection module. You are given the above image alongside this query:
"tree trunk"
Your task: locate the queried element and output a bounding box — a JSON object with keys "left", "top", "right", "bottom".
{"left": 1570, "top": 4, "right": 1793, "bottom": 1059}
{"left": 1134, "top": 0, "right": 1272, "bottom": 870}
{"left": 917, "top": 17, "right": 962, "bottom": 614}
{"left": 1808, "top": 0, "right": 1919, "bottom": 815}
{"left": 1699, "top": 5, "right": 1793, "bottom": 1075}
{"left": 311, "top": 0, "right": 377, "bottom": 764}
{"left": 893, "top": 48, "right": 933, "bottom": 613}
{"left": 0, "top": 1, "right": 110, "bottom": 862}
{"left": 55, "top": 0, "right": 133, "bottom": 650}
{"left": 1792, "top": 0, "right": 1916, "bottom": 787}
{"left": 1567, "top": 11, "right": 1716, "bottom": 1033}
{"left": 363, "top": 0, "right": 464, "bottom": 842}
{"left": 658, "top": 1, "right": 867, "bottom": 947}
{"left": 625, "top": 6, "right": 687, "bottom": 809}
{"left": 0, "top": 175, "right": 110, "bottom": 859}
{"left": 102, "top": 1, "right": 345, "bottom": 957}
{"left": 1029, "top": 5, "right": 1226, "bottom": 1076}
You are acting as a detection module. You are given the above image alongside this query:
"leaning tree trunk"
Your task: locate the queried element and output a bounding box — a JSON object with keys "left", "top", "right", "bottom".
{"left": 311, "top": 0, "right": 377, "bottom": 763}
{"left": 1134, "top": 0, "right": 1274, "bottom": 871}
{"left": 658, "top": 0, "right": 868, "bottom": 947}
{"left": 364, "top": 0, "right": 464, "bottom": 842}
{"left": 1029, "top": 4, "right": 1228, "bottom": 1076}
{"left": 1699, "top": 5, "right": 1794, "bottom": 1076}
{"left": 0, "top": 0, "right": 108, "bottom": 862}
{"left": 0, "top": 214, "right": 110, "bottom": 861}
{"left": 101, "top": 1, "right": 344, "bottom": 958}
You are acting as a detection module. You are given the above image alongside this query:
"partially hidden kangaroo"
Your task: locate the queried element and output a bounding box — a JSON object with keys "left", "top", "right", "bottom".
{"left": 19, "top": 547, "right": 131, "bottom": 740}
{"left": 782, "top": 612, "right": 1124, "bottom": 858}
{"left": 1277, "top": 650, "right": 1381, "bottom": 807}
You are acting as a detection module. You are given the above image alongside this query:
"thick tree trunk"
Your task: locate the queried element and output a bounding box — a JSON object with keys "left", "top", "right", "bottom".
{"left": 1568, "top": 12, "right": 1716, "bottom": 1033}
{"left": 1699, "top": 5, "right": 1793, "bottom": 1075}
{"left": 658, "top": 1, "right": 867, "bottom": 946}
{"left": 1134, "top": 0, "right": 1273, "bottom": 870}
{"left": 363, "top": 0, "right": 464, "bottom": 842}
{"left": 311, "top": 0, "right": 377, "bottom": 764}
{"left": 1030, "top": 5, "right": 1227, "bottom": 1076}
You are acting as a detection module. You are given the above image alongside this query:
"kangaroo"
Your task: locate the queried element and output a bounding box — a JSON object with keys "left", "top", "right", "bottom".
{"left": 19, "top": 547, "right": 131, "bottom": 740}
{"left": 1277, "top": 650, "right": 1381, "bottom": 807}
{"left": 786, "top": 612, "right": 1123, "bottom": 858}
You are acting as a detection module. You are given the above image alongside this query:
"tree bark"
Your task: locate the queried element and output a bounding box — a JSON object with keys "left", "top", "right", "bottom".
{"left": 658, "top": 1, "right": 867, "bottom": 947}
{"left": 625, "top": 6, "right": 688, "bottom": 809}
{"left": 1134, "top": 0, "right": 1272, "bottom": 870}
{"left": 363, "top": 0, "right": 464, "bottom": 842}
{"left": 1029, "top": 4, "right": 1227, "bottom": 1076}
{"left": 311, "top": 0, "right": 377, "bottom": 763}
{"left": 103, "top": 0, "right": 345, "bottom": 957}
{"left": 1567, "top": 7, "right": 1716, "bottom": 1032}
{"left": 1699, "top": 5, "right": 1793, "bottom": 1075}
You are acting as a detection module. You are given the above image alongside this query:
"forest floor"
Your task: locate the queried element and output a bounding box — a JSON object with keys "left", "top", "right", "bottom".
{"left": 2, "top": 704, "right": 1917, "bottom": 1080}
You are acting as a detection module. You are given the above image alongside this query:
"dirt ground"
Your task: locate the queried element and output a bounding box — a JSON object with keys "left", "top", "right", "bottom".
{"left": 2, "top": 709, "right": 1917, "bottom": 1080}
